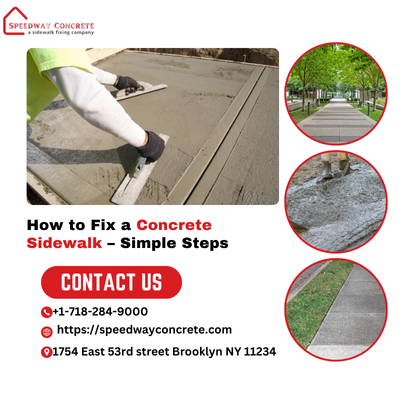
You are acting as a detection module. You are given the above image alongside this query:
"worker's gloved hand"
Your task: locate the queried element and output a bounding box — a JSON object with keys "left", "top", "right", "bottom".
{"left": 114, "top": 76, "right": 142, "bottom": 95}
{"left": 137, "top": 131, "right": 165, "bottom": 163}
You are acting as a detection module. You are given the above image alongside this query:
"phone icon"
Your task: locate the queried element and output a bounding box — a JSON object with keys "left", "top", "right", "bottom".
{"left": 41, "top": 306, "right": 53, "bottom": 318}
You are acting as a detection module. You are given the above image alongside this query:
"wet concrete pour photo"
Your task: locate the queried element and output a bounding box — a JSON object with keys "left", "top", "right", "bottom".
{"left": 286, "top": 155, "right": 387, "bottom": 252}
{"left": 27, "top": 50, "right": 279, "bottom": 205}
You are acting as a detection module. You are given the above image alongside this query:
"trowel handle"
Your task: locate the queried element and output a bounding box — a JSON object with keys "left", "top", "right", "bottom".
{"left": 132, "top": 156, "right": 147, "bottom": 178}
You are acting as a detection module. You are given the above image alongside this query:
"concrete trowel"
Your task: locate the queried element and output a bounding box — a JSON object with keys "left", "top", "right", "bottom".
{"left": 110, "top": 82, "right": 169, "bottom": 205}
{"left": 113, "top": 81, "right": 167, "bottom": 101}
{"left": 340, "top": 158, "right": 351, "bottom": 177}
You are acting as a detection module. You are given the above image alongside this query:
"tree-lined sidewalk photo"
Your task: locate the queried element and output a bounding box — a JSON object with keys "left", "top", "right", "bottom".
{"left": 286, "top": 44, "right": 386, "bottom": 144}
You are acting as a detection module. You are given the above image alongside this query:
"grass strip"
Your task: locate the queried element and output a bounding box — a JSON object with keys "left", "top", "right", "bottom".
{"left": 358, "top": 106, "right": 383, "bottom": 122}
{"left": 349, "top": 104, "right": 383, "bottom": 122}
{"left": 289, "top": 107, "right": 319, "bottom": 124}
{"left": 286, "top": 260, "right": 354, "bottom": 349}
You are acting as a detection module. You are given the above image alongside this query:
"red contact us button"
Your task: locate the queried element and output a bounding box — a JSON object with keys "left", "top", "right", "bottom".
{"left": 41, "top": 266, "right": 182, "bottom": 299}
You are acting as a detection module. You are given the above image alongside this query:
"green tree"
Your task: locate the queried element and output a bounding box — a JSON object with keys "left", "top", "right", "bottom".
{"left": 288, "top": 45, "right": 337, "bottom": 111}
{"left": 347, "top": 47, "right": 384, "bottom": 111}
{"left": 288, "top": 44, "right": 385, "bottom": 112}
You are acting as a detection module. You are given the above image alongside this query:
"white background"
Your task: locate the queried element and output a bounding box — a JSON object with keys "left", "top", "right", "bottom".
{"left": 1, "top": 1, "right": 407, "bottom": 409}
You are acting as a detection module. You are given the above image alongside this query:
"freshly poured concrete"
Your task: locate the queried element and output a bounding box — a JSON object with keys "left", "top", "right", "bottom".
{"left": 308, "top": 265, "right": 386, "bottom": 360}
{"left": 297, "top": 99, "right": 376, "bottom": 143}
{"left": 200, "top": 68, "right": 279, "bottom": 205}
{"left": 27, "top": 51, "right": 278, "bottom": 205}
{"left": 286, "top": 163, "right": 386, "bottom": 252}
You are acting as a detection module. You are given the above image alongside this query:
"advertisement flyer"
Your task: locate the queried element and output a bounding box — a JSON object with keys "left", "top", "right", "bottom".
{"left": 2, "top": 1, "right": 408, "bottom": 408}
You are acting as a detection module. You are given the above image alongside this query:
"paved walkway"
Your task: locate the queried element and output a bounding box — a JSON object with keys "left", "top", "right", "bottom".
{"left": 298, "top": 98, "right": 376, "bottom": 143}
{"left": 307, "top": 264, "right": 386, "bottom": 360}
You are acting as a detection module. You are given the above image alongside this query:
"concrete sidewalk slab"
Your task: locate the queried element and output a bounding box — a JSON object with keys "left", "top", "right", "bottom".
{"left": 307, "top": 345, "right": 370, "bottom": 360}
{"left": 28, "top": 51, "right": 279, "bottom": 205}
{"left": 297, "top": 99, "right": 376, "bottom": 144}
{"left": 307, "top": 265, "right": 386, "bottom": 360}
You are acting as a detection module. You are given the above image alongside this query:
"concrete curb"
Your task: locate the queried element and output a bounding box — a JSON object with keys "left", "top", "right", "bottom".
{"left": 287, "top": 260, "right": 331, "bottom": 303}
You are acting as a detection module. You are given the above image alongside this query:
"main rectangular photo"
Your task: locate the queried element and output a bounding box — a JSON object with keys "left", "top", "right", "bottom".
{"left": 27, "top": 48, "right": 279, "bottom": 205}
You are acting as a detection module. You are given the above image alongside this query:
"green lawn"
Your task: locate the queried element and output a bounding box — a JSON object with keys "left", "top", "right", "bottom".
{"left": 290, "top": 103, "right": 329, "bottom": 124}
{"left": 358, "top": 106, "right": 383, "bottom": 122}
{"left": 286, "top": 260, "right": 354, "bottom": 349}
{"left": 290, "top": 107, "right": 319, "bottom": 124}
{"left": 349, "top": 103, "right": 384, "bottom": 122}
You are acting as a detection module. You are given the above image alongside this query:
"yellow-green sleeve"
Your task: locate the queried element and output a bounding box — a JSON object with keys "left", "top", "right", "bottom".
{"left": 27, "top": 48, "right": 94, "bottom": 124}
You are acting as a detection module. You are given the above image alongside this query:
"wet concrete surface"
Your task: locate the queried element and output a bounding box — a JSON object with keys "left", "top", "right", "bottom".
{"left": 200, "top": 68, "right": 279, "bottom": 205}
{"left": 297, "top": 99, "right": 376, "bottom": 143}
{"left": 28, "top": 51, "right": 278, "bottom": 205}
{"left": 308, "top": 265, "right": 386, "bottom": 360}
{"left": 286, "top": 163, "right": 386, "bottom": 252}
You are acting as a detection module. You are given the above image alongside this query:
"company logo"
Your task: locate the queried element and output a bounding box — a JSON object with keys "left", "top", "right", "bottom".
{"left": 3, "top": 7, "right": 27, "bottom": 35}
{"left": 3, "top": 7, "right": 95, "bottom": 36}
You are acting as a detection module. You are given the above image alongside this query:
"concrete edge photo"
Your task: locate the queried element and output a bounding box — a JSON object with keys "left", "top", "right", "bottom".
{"left": 285, "top": 259, "right": 387, "bottom": 361}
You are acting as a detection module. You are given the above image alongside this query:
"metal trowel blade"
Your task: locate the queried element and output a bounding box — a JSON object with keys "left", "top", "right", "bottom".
{"left": 110, "top": 134, "right": 170, "bottom": 205}
{"left": 115, "top": 82, "right": 168, "bottom": 101}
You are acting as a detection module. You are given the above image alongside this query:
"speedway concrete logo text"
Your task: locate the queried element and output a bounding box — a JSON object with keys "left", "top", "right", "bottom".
{"left": 3, "top": 7, "right": 95, "bottom": 35}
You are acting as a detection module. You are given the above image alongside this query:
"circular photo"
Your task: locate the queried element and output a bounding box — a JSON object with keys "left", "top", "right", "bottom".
{"left": 285, "top": 259, "right": 387, "bottom": 361}
{"left": 285, "top": 152, "right": 387, "bottom": 252}
{"left": 285, "top": 43, "right": 387, "bottom": 144}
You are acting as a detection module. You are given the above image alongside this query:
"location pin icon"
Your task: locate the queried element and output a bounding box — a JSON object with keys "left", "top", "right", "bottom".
{"left": 41, "top": 346, "right": 52, "bottom": 358}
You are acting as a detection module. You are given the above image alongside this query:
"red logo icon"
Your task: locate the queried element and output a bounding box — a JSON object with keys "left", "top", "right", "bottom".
{"left": 3, "top": 7, "right": 27, "bottom": 35}
{"left": 41, "top": 306, "right": 53, "bottom": 318}
{"left": 41, "top": 327, "right": 53, "bottom": 338}
{"left": 41, "top": 346, "right": 53, "bottom": 358}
